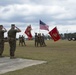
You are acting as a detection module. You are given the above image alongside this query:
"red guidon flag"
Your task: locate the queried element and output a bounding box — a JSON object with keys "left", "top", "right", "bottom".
{"left": 24, "top": 25, "right": 32, "bottom": 40}
{"left": 49, "top": 27, "right": 60, "bottom": 41}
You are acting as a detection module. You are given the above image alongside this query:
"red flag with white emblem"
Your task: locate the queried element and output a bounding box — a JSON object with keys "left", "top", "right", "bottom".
{"left": 24, "top": 25, "right": 32, "bottom": 40}
{"left": 49, "top": 27, "right": 60, "bottom": 41}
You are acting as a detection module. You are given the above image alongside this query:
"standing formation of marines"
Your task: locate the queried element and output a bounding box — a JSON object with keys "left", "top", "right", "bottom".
{"left": 0, "top": 24, "right": 47, "bottom": 59}
{"left": 19, "top": 35, "right": 26, "bottom": 46}
{"left": 0, "top": 24, "right": 21, "bottom": 59}
{"left": 35, "top": 33, "right": 46, "bottom": 47}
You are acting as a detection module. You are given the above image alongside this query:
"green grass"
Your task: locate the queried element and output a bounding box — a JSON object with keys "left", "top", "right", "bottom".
{"left": 1, "top": 40, "right": 76, "bottom": 75}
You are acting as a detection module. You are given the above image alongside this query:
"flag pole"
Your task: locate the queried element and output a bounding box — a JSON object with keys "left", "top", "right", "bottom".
{"left": 39, "top": 27, "right": 40, "bottom": 33}
{"left": 39, "top": 20, "right": 40, "bottom": 33}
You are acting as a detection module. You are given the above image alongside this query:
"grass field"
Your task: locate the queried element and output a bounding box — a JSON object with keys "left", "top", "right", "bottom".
{"left": 1, "top": 40, "right": 76, "bottom": 75}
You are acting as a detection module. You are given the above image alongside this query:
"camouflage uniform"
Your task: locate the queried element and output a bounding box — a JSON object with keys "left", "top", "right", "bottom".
{"left": 0, "top": 25, "right": 7, "bottom": 57}
{"left": 35, "top": 33, "right": 38, "bottom": 47}
{"left": 37, "top": 33, "right": 42, "bottom": 47}
{"left": 19, "top": 35, "right": 26, "bottom": 46}
{"left": 41, "top": 34, "right": 46, "bottom": 47}
{"left": 8, "top": 24, "right": 21, "bottom": 58}
{"left": 19, "top": 35, "right": 22, "bottom": 46}
{"left": 22, "top": 35, "right": 26, "bottom": 46}
{"left": 21, "top": 35, "right": 26, "bottom": 46}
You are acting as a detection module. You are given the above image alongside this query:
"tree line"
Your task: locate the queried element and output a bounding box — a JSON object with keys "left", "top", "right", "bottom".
{"left": 4, "top": 32, "right": 76, "bottom": 42}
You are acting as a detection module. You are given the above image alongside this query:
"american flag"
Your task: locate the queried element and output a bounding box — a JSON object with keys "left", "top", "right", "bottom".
{"left": 40, "top": 20, "right": 49, "bottom": 31}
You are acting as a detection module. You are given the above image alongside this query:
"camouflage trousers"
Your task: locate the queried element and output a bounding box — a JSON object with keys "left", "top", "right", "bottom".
{"left": 19, "top": 39, "right": 26, "bottom": 46}
{"left": 0, "top": 39, "right": 4, "bottom": 56}
{"left": 8, "top": 38, "right": 16, "bottom": 57}
{"left": 35, "top": 40, "right": 38, "bottom": 47}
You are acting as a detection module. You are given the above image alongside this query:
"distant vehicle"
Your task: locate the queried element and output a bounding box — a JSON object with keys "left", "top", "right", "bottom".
{"left": 68, "top": 38, "right": 76, "bottom": 41}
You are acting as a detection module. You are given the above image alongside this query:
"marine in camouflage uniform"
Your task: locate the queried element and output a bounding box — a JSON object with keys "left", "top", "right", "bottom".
{"left": 19, "top": 35, "right": 26, "bottom": 46}
{"left": 21, "top": 35, "right": 26, "bottom": 46}
{"left": 19, "top": 35, "right": 22, "bottom": 46}
{"left": 8, "top": 24, "right": 21, "bottom": 59}
{"left": 35, "top": 33, "right": 38, "bottom": 47}
{"left": 0, "top": 25, "right": 7, "bottom": 57}
{"left": 37, "top": 33, "right": 42, "bottom": 47}
{"left": 41, "top": 33, "right": 46, "bottom": 47}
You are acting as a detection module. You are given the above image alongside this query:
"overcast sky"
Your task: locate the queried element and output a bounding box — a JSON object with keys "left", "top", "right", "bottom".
{"left": 0, "top": 0, "right": 76, "bottom": 37}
